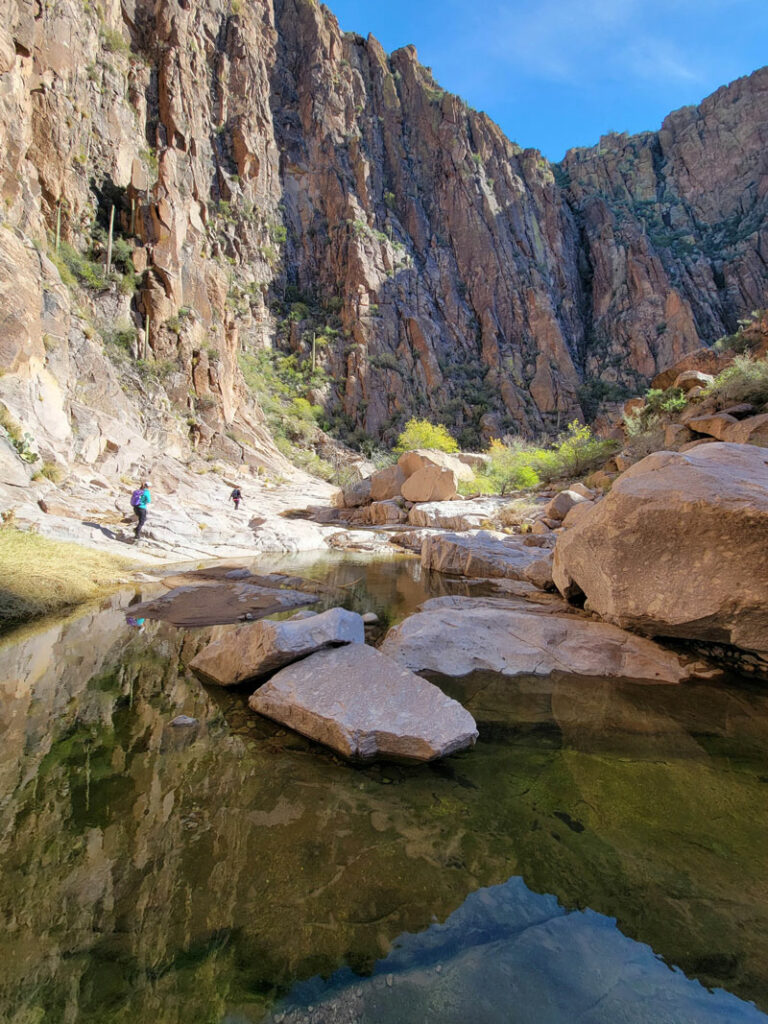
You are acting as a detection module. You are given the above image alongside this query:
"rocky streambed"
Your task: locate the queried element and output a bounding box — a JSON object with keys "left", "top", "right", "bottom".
{"left": 1, "top": 544, "right": 767, "bottom": 1023}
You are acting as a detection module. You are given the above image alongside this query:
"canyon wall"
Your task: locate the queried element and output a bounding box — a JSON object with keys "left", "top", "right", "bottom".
{"left": 0, "top": 0, "right": 767, "bottom": 460}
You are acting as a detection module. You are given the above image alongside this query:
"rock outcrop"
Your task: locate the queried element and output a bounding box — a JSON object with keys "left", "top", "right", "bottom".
{"left": 1, "top": 0, "right": 767, "bottom": 509}
{"left": 553, "top": 443, "right": 768, "bottom": 655}
{"left": 248, "top": 643, "right": 478, "bottom": 761}
{"left": 190, "top": 607, "right": 364, "bottom": 685}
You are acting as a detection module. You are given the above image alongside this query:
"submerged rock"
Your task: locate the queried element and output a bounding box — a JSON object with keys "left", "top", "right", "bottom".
{"left": 381, "top": 600, "right": 704, "bottom": 684}
{"left": 553, "top": 443, "right": 768, "bottom": 655}
{"left": 190, "top": 607, "right": 365, "bottom": 686}
{"left": 129, "top": 582, "right": 318, "bottom": 627}
{"left": 249, "top": 644, "right": 478, "bottom": 762}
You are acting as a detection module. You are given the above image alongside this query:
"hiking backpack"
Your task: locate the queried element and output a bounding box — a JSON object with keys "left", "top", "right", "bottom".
{"left": 130, "top": 489, "right": 143, "bottom": 507}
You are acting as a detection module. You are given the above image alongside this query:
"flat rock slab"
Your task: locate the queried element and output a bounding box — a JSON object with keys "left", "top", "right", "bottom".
{"left": 249, "top": 644, "right": 478, "bottom": 762}
{"left": 130, "top": 582, "right": 318, "bottom": 627}
{"left": 190, "top": 607, "right": 365, "bottom": 686}
{"left": 380, "top": 603, "right": 704, "bottom": 684}
{"left": 422, "top": 530, "right": 545, "bottom": 585}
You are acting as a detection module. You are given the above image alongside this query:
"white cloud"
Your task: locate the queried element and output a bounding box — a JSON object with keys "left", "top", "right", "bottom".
{"left": 451, "top": 0, "right": 708, "bottom": 87}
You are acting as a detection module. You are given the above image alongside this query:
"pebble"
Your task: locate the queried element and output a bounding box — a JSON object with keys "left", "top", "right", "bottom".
{"left": 362, "top": 611, "right": 379, "bottom": 624}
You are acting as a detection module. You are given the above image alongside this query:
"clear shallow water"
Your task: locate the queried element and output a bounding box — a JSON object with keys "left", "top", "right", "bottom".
{"left": 0, "top": 554, "right": 767, "bottom": 1024}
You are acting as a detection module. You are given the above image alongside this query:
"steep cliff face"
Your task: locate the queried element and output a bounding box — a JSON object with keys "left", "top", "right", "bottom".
{"left": 0, "top": 0, "right": 766, "bottom": 463}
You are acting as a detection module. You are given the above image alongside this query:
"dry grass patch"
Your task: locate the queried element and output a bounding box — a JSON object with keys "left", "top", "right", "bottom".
{"left": 0, "top": 527, "right": 132, "bottom": 629}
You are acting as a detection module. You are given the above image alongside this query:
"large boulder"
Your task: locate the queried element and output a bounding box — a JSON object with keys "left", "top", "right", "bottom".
{"left": 723, "top": 413, "right": 768, "bottom": 446}
{"left": 340, "top": 478, "right": 372, "bottom": 508}
{"left": 397, "top": 449, "right": 475, "bottom": 482}
{"left": 673, "top": 369, "right": 714, "bottom": 392}
{"left": 422, "top": 530, "right": 547, "bottom": 587}
{"left": 249, "top": 644, "right": 478, "bottom": 761}
{"left": 369, "top": 464, "right": 406, "bottom": 501}
{"left": 651, "top": 348, "right": 727, "bottom": 391}
{"left": 553, "top": 443, "right": 768, "bottom": 655}
{"left": 369, "top": 499, "right": 408, "bottom": 525}
{"left": 687, "top": 413, "right": 738, "bottom": 440}
{"left": 380, "top": 598, "right": 701, "bottom": 684}
{"left": 401, "top": 465, "right": 459, "bottom": 503}
{"left": 189, "top": 607, "right": 365, "bottom": 685}
{"left": 408, "top": 497, "right": 508, "bottom": 530}
{"left": 545, "top": 489, "right": 590, "bottom": 522}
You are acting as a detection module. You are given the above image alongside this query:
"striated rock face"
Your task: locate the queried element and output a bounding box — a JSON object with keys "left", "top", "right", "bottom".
{"left": 553, "top": 444, "right": 768, "bottom": 656}
{"left": 0, "top": 0, "right": 767, "bottom": 470}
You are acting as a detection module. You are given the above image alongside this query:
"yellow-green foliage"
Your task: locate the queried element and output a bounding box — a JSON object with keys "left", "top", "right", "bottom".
{"left": 706, "top": 354, "right": 768, "bottom": 409}
{"left": 394, "top": 419, "right": 459, "bottom": 453}
{"left": 0, "top": 528, "right": 130, "bottom": 629}
{"left": 467, "top": 421, "right": 618, "bottom": 495}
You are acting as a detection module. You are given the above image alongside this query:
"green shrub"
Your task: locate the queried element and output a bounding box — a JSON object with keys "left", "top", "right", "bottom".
{"left": 101, "top": 27, "right": 130, "bottom": 55}
{"left": 538, "top": 420, "right": 619, "bottom": 479}
{"left": 52, "top": 240, "right": 104, "bottom": 290}
{"left": 101, "top": 322, "right": 137, "bottom": 352}
{"left": 627, "top": 387, "right": 688, "bottom": 434}
{"left": 468, "top": 422, "right": 618, "bottom": 495}
{"left": 0, "top": 405, "right": 38, "bottom": 463}
{"left": 706, "top": 354, "right": 768, "bottom": 409}
{"left": 394, "top": 418, "right": 459, "bottom": 453}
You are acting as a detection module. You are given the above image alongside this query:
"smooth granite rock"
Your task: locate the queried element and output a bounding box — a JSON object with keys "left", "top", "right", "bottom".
{"left": 190, "top": 607, "right": 365, "bottom": 685}
{"left": 249, "top": 644, "right": 478, "bottom": 762}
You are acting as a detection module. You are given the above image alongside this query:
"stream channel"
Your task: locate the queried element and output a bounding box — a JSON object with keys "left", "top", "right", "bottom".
{"left": 0, "top": 551, "right": 767, "bottom": 1023}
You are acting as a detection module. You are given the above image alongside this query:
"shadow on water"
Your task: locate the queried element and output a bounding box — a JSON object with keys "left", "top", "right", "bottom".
{"left": 0, "top": 555, "right": 766, "bottom": 1023}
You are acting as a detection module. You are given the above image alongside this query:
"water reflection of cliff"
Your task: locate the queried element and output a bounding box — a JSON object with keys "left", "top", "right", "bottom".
{"left": 0, "top": 591, "right": 767, "bottom": 1023}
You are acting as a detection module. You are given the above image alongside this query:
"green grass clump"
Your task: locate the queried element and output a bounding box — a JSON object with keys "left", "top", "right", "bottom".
{"left": 0, "top": 405, "right": 38, "bottom": 463}
{"left": 626, "top": 387, "right": 688, "bottom": 434}
{"left": 52, "top": 240, "right": 105, "bottom": 290}
{"left": 0, "top": 527, "right": 130, "bottom": 630}
{"left": 394, "top": 418, "right": 459, "bottom": 454}
{"left": 706, "top": 354, "right": 768, "bottom": 409}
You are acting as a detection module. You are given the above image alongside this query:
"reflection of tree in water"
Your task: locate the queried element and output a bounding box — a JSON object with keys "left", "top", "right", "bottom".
{"left": 0, "top": 572, "right": 767, "bottom": 1022}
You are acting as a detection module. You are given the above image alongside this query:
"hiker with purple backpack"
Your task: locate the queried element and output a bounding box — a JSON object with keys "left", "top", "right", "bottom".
{"left": 130, "top": 481, "right": 151, "bottom": 541}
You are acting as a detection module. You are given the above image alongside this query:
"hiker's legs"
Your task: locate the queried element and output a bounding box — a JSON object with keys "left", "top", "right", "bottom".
{"left": 234, "top": 498, "right": 240, "bottom": 510}
{"left": 134, "top": 507, "right": 147, "bottom": 538}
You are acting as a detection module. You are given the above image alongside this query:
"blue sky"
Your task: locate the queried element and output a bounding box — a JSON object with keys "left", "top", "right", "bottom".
{"left": 326, "top": 0, "right": 768, "bottom": 161}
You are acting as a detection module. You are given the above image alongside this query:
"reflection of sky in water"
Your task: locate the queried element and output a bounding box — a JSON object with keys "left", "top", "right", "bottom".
{"left": 269, "top": 876, "right": 768, "bottom": 1024}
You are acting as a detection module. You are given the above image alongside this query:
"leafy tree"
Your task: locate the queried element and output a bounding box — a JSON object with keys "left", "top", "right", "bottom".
{"left": 394, "top": 419, "right": 459, "bottom": 453}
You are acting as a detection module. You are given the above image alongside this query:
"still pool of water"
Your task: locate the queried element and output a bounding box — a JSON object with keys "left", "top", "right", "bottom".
{"left": 0, "top": 553, "right": 767, "bottom": 1023}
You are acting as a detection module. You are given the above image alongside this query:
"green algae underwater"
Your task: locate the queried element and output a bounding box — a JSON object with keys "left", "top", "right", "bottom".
{"left": 0, "top": 555, "right": 767, "bottom": 1024}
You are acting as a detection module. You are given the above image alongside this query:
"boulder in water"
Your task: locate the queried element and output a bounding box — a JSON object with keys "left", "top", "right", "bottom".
{"left": 249, "top": 644, "right": 478, "bottom": 761}
{"left": 190, "top": 607, "right": 365, "bottom": 686}
{"left": 553, "top": 443, "right": 768, "bottom": 655}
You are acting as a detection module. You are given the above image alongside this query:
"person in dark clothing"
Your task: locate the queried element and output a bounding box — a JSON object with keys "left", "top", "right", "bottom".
{"left": 132, "top": 481, "right": 151, "bottom": 539}
{"left": 230, "top": 486, "right": 242, "bottom": 511}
